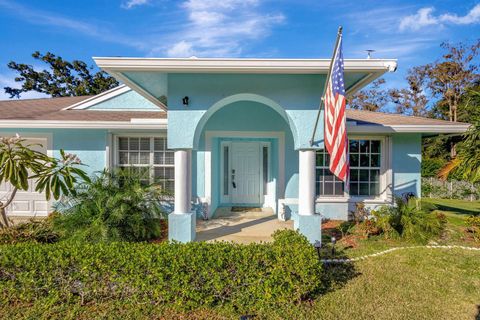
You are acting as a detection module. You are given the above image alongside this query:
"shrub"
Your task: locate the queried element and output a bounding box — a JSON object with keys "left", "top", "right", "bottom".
{"left": 0, "top": 216, "right": 59, "bottom": 245}
{"left": 371, "top": 198, "right": 444, "bottom": 242}
{"left": 466, "top": 215, "right": 480, "bottom": 242}
{"left": 53, "top": 170, "right": 166, "bottom": 242}
{"left": 0, "top": 230, "right": 322, "bottom": 313}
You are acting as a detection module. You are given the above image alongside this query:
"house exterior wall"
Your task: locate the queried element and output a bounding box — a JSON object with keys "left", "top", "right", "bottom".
{"left": 87, "top": 90, "right": 161, "bottom": 111}
{"left": 167, "top": 74, "right": 331, "bottom": 149}
{"left": 1, "top": 129, "right": 108, "bottom": 175}
{"left": 1, "top": 125, "right": 423, "bottom": 220}
{"left": 392, "top": 133, "right": 422, "bottom": 197}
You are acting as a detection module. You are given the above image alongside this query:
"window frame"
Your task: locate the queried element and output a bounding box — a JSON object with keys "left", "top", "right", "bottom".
{"left": 112, "top": 134, "right": 174, "bottom": 191}
{"left": 315, "top": 135, "right": 390, "bottom": 202}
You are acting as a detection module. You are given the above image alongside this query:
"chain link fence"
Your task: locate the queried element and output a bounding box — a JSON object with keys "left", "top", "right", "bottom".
{"left": 422, "top": 177, "right": 480, "bottom": 201}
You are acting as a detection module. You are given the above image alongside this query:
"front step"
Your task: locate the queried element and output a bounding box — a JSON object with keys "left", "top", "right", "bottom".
{"left": 213, "top": 207, "right": 274, "bottom": 219}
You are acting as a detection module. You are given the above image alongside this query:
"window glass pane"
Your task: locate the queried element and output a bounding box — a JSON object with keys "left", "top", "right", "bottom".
{"left": 359, "top": 183, "right": 370, "bottom": 195}
{"left": 350, "top": 183, "right": 358, "bottom": 196}
{"left": 130, "top": 152, "right": 139, "bottom": 164}
{"left": 350, "top": 169, "right": 359, "bottom": 182}
{"left": 119, "top": 152, "right": 128, "bottom": 165}
{"left": 129, "top": 138, "right": 139, "bottom": 150}
{"left": 359, "top": 169, "right": 369, "bottom": 182}
{"left": 154, "top": 152, "right": 163, "bottom": 165}
{"left": 334, "top": 182, "right": 344, "bottom": 195}
{"left": 140, "top": 138, "right": 150, "bottom": 151}
{"left": 119, "top": 138, "right": 129, "bottom": 150}
{"left": 370, "top": 182, "right": 379, "bottom": 196}
{"left": 164, "top": 167, "right": 174, "bottom": 180}
{"left": 360, "top": 154, "right": 369, "bottom": 167}
{"left": 139, "top": 152, "right": 150, "bottom": 164}
{"left": 371, "top": 140, "right": 380, "bottom": 153}
{"left": 324, "top": 170, "right": 334, "bottom": 182}
{"left": 224, "top": 146, "right": 229, "bottom": 196}
{"left": 370, "top": 154, "right": 380, "bottom": 167}
{"left": 316, "top": 152, "right": 324, "bottom": 166}
{"left": 324, "top": 182, "right": 334, "bottom": 195}
{"left": 349, "top": 140, "right": 359, "bottom": 152}
{"left": 350, "top": 154, "right": 359, "bottom": 166}
{"left": 164, "top": 151, "right": 174, "bottom": 165}
{"left": 325, "top": 153, "right": 330, "bottom": 165}
{"left": 370, "top": 169, "right": 380, "bottom": 183}
{"left": 359, "top": 140, "right": 369, "bottom": 153}
{"left": 263, "top": 146, "right": 268, "bottom": 196}
{"left": 154, "top": 138, "right": 166, "bottom": 151}
{"left": 154, "top": 167, "right": 164, "bottom": 179}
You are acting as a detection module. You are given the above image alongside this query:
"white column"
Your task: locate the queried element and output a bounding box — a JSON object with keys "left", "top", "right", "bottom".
{"left": 174, "top": 149, "right": 192, "bottom": 214}
{"left": 298, "top": 149, "right": 316, "bottom": 215}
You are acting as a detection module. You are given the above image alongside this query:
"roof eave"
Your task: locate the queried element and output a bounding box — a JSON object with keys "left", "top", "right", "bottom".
{"left": 93, "top": 57, "right": 398, "bottom": 74}
{"left": 0, "top": 119, "right": 167, "bottom": 130}
{"left": 348, "top": 124, "right": 470, "bottom": 134}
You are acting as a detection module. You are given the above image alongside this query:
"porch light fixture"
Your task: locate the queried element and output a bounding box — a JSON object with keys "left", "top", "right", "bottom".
{"left": 182, "top": 96, "right": 189, "bottom": 107}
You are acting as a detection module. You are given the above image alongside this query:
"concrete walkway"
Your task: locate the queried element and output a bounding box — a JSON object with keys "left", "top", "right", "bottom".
{"left": 196, "top": 207, "right": 293, "bottom": 244}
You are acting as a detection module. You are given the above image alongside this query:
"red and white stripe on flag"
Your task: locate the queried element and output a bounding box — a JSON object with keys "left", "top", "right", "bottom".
{"left": 324, "top": 37, "right": 349, "bottom": 183}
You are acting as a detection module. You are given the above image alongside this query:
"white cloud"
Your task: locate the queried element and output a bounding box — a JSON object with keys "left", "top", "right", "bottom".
{"left": 440, "top": 4, "right": 480, "bottom": 24}
{"left": 399, "top": 4, "right": 480, "bottom": 31}
{"left": 121, "top": 0, "right": 149, "bottom": 9}
{"left": 166, "top": 40, "right": 194, "bottom": 57}
{"left": 155, "top": 0, "right": 285, "bottom": 57}
{"left": 399, "top": 7, "right": 438, "bottom": 31}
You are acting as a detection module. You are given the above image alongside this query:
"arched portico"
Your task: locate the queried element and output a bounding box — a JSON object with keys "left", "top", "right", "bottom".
{"left": 169, "top": 93, "right": 320, "bottom": 244}
{"left": 192, "top": 93, "right": 298, "bottom": 150}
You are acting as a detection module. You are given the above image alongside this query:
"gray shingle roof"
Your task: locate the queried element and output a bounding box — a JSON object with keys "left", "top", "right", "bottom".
{"left": 0, "top": 96, "right": 468, "bottom": 128}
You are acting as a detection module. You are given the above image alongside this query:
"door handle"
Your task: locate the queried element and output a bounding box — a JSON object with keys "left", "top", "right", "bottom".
{"left": 231, "top": 169, "right": 236, "bottom": 188}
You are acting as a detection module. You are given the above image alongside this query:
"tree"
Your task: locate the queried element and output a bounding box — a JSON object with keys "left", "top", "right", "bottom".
{"left": 389, "top": 66, "right": 429, "bottom": 116}
{"left": 425, "top": 40, "right": 480, "bottom": 123}
{"left": 348, "top": 78, "right": 389, "bottom": 112}
{"left": 0, "top": 135, "right": 90, "bottom": 227}
{"left": 438, "top": 116, "right": 480, "bottom": 183}
{"left": 4, "top": 51, "right": 118, "bottom": 98}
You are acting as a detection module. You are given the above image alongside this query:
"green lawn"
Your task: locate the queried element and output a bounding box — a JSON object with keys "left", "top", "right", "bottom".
{"left": 1, "top": 198, "right": 480, "bottom": 320}
{"left": 422, "top": 198, "right": 480, "bottom": 215}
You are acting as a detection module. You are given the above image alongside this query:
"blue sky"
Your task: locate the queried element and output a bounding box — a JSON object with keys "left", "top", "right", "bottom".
{"left": 0, "top": 0, "right": 479, "bottom": 99}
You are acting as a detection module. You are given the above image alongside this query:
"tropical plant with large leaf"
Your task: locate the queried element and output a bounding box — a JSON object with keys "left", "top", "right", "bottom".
{"left": 0, "top": 135, "right": 90, "bottom": 227}
{"left": 438, "top": 114, "right": 480, "bottom": 183}
{"left": 53, "top": 169, "right": 166, "bottom": 242}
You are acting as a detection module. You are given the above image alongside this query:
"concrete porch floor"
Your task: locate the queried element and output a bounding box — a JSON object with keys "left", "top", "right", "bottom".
{"left": 196, "top": 207, "right": 293, "bottom": 244}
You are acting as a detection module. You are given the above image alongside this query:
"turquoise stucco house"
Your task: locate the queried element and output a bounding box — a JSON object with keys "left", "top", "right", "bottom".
{"left": 0, "top": 57, "right": 469, "bottom": 243}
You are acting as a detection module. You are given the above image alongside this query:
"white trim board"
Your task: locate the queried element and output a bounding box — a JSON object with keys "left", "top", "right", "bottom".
{"left": 94, "top": 57, "right": 398, "bottom": 74}
{"left": 0, "top": 118, "right": 467, "bottom": 134}
{"left": 63, "top": 84, "right": 131, "bottom": 110}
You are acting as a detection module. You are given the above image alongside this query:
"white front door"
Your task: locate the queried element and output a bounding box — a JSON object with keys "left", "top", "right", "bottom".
{"left": 230, "top": 142, "right": 262, "bottom": 204}
{"left": 0, "top": 137, "right": 49, "bottom": 217}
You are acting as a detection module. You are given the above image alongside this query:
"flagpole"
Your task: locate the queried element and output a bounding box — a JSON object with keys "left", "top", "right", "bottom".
{"left": 309, "top": 26, "right": 343, "bottom": 146}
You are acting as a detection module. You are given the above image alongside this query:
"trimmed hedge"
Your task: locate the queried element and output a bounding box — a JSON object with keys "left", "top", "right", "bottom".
{"left": 0, "top": 230, "right": 322, "bottom": 313}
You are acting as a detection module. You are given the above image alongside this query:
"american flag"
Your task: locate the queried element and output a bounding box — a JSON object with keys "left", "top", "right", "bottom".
{"left": 324, "top": 36, "right": 349, "bottom": 183}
